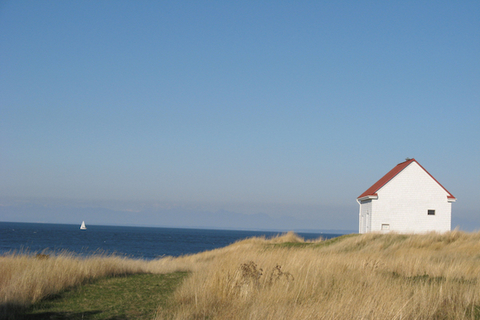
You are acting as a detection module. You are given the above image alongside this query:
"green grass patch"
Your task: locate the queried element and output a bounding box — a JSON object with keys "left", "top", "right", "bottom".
{"left": 22, "top": 272, "right": 188, "bottom": 320}
{"left": 269, "top": 234, "right": 359, "bottom": 249}
{"left": 272, "top": 242, "right": 316, "bottom": 248}
{"left": 313, "top": 233, "right": 359, "bottom": 247}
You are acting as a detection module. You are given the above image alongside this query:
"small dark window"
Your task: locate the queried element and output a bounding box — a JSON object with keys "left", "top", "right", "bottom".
{"left": 428, "top": 210, "right": 435, "bottom": 215}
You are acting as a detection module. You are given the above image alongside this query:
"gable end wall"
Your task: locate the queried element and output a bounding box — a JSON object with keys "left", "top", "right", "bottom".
{"left": 369, "top": 162, "right": 451, "bottom": 233}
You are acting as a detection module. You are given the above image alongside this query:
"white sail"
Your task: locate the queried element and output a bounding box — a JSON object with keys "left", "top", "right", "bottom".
{"left": 80, "top": 221, "right": 87, "bottom": 230}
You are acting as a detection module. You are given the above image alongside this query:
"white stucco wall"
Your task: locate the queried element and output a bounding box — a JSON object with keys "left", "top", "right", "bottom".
{"left": 360, "top": 162, "right": 452, "bottom": 234}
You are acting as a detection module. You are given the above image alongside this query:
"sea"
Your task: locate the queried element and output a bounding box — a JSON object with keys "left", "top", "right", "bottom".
{"left": 0, "top": 222, "right": 343, "bottom": 260}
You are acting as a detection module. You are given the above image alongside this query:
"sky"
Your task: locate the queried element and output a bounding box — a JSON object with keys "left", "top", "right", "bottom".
{"left": 1, "top": 1, "right": 479, "bottom": 231}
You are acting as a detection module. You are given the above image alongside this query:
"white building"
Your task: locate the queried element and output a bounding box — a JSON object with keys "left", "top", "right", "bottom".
{"left": 357, "top": 158, "right": 456, "bottom": 234}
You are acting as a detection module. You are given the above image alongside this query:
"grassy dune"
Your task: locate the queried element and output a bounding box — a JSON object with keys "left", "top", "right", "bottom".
{"left": 3, "top": 231, "right": 480, "bottom": 319}
{"left": 156, "top": 231, "right": 480, "bottom": 319}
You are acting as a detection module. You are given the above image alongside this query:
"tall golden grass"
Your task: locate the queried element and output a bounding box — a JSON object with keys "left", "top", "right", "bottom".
{"left": 4, "top": 231, "right": 480, "bottom": 319}
{"left": 0, "top": 232, "right": 312, "bottom": 314}
{"left": 155, "top": 231, "right": 480, "bottom": 319}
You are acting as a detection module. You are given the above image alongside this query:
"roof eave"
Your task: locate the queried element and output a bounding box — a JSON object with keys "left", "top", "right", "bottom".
{"left": 358, "top": 194, "right": 378, "bottom": 201}
{"left": 447, "top": 196, "right": 456, "bottom": 203}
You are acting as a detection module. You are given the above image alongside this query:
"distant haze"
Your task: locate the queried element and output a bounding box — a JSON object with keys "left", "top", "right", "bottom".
{"left": 0, "top": 197, "right": 356, "bottom": 233}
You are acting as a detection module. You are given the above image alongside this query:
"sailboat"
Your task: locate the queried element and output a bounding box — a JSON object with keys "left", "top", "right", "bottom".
{"left": 80, "top": 221, "right": 87, "bottom": 230}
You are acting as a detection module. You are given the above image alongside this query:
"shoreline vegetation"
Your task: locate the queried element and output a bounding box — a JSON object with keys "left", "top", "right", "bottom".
{"left": 2, "top": 231, "right": 480, "bottom": 319}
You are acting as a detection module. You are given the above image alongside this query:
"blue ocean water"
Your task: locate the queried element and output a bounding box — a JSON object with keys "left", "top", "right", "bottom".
{"left": 0, "top": 222, "right": 342, "bottom": 260}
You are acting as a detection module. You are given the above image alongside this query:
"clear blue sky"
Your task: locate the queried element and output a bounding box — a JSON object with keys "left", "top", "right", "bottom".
{"left": 1, "top": 1, "right": 479, "bottom": 231}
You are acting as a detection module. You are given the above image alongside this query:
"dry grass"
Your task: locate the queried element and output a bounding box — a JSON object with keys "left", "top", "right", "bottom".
{"left": 4, "top": 231, "right": 480, "bottom": 319}
{"left": 154, "top": 231, "right": 480, "bottom": 320}
{"left": 0, "top": 250, "right": 189, "bottom": 316}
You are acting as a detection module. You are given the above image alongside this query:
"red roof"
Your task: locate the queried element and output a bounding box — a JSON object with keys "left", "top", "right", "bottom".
{"left": 357, "top": 158, "right": 456, "bottom": 200}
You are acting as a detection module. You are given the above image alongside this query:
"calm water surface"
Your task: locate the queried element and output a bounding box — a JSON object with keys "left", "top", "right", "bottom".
{"left": 0, "top": 222, "right": 342, "bottom": 260}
